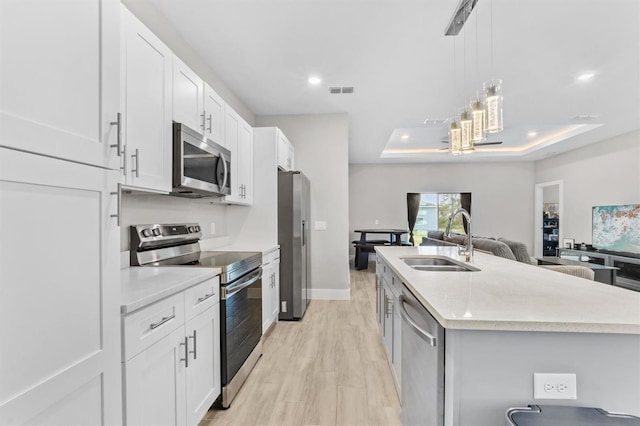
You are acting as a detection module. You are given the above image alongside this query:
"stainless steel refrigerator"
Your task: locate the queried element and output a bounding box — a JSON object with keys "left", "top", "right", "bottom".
{"left": 278, "top": 170, "right": 311, "bottom": 320}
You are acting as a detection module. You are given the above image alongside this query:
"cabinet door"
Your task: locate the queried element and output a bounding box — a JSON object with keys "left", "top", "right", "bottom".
{"left": 124, "top": 327, "right": 187, "bottom": 426}
{"left": 271, "top": 262, "right": 281, "bottom": 322}
{"left": 0, "top": 0, "right": 120, "bottom": 170}
{"left": 261, "top": 263, "right": 273, "bottom": 333}
{"left": 173, "top": 56, "right": 205, "bottom": 133}
{"left": 185, "top": 304, "right": 220, "bottom": 426}
{"left": 0, "top": 148, "right": 121, "bottom": 425}
{"left": 238, "top": 119, "right": 254, "bottom": 204}
{"left": 277, "top": 132, "right": 289, "bottom": 171}
{"left": 223, "top": 106, "right": 241, "bottom": 203}
{"left": 204, "top": 83, "right": 225, "bottom": 146}
{"left": 382, "top": 280, "right": 393, "bottom": 359}
{"left": 121, "top": 5, "right": 173, "bottom": 192}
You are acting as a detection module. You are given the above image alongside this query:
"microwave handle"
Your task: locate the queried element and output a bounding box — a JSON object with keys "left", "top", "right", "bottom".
{"left": 220, "top": 152, "right": 229, "bottom": 190}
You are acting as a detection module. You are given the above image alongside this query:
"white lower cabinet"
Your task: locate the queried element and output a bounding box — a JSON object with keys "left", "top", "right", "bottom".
{"left": 123, "top": 277, "right": 221, "bottom": 426}
{"left": 380, "top": 264, "right": 402, "bottom": 400}
{"left": 0, "top": 148, "right": 121, "bottom": 424}
{"left": 261, "top": 249, "right": 281, "bottom": 333}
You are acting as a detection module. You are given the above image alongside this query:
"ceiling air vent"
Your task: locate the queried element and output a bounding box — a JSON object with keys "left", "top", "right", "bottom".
{"left": 328, "top": 86, "right": 354, "bottom": 94}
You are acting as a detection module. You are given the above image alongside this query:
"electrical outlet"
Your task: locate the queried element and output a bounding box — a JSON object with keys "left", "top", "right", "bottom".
{"left": 210, "top": 222, "right": 216, "bottom": 234}
{"left": 375, "top": 219, "right": 380, "bottom": 225}
{"left": 534, "top": 373, "right": 577, "bottom": 399}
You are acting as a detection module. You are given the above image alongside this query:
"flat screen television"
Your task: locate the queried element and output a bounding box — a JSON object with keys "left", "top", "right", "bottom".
{"left": 592, "top": 204, "right": 640, "bottom": 255}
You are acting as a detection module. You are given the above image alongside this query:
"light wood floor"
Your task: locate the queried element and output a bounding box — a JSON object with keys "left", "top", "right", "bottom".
{"left": 200, "top": 265, "right": 401, "bottom": 426}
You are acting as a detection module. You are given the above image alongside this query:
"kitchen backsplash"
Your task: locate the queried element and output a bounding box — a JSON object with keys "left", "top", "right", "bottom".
{"left": 120, "top": 193, "right": 227, "bottom": 251}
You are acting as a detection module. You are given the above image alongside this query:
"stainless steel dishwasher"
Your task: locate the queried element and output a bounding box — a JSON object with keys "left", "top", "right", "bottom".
{"left": 399, "top": 285, "right": 445, "bottom": 426}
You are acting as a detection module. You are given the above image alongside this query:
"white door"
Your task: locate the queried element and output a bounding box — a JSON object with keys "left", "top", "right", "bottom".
{"left": 124, "top": 327, "right": 187, "bottom": 426}
{"left": 261, "top": 263, "right": 273, "bottom": 333}
{"left": 121, "top": 5, "right": 173, "bottom": 192}
{"left": 185, "top": 304, "right": 220, "bottom": 425}
{"left": 0, "top": 0, "right": 120, "bottom": 170}
{"left": 204, "top": 84, "right": 225, "bottom": 146}
{"left": 0, "top": 148, "right": 121, "bottom": 425}
{"left": 173, "top": 56, "right": 204, "bottom": 134}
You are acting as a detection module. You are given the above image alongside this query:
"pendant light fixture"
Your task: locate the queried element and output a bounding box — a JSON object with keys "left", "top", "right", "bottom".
{"left": 471, "top": 97, "right": 486, "bottom": 141}
{"left": 449, "top": 120, "right": 462, "bottom": 155}
{"left": 459, "top": 108, "right": 474, "bottom": 153}
{"left": 483, "top": 0, "right": 503, "bottom": 133}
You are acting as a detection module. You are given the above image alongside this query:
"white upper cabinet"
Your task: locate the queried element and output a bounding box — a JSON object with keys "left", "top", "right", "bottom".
{"left": 224, "top": 106, "right": 253, "bottom": 205}
{"left": 204, "top": 84, "right": 225, "bottom": 146}
{"left": 277, "top": 130, "right": 295, "bottom": 171}
{"left": 173, "top": 57, "right": 226, "bottom": 147}
{"left": 173, "top": 56, "right": 205, "bottom": 134}
{"left": 0, "top": 0, "right": 120, "bottom": 169}
{"left": 120, "top": 5, "right": 173, "bottom": 193}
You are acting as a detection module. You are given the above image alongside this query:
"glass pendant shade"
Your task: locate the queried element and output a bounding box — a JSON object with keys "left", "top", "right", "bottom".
{"left": 449, "top": 121, "right": 462, "bottom": 155}
{"left": 483, "top": 79, "right": 503, "bottom": 133}
{"left": 459, "top": 109, "right": 474, "bottom": 153}
{"left": 471, "top": 99, "right": 486, "bottom": 142}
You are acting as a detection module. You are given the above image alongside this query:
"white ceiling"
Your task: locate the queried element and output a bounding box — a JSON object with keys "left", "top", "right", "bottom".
{"left": 149, "top": 0, "right": 640, "bottom": 164}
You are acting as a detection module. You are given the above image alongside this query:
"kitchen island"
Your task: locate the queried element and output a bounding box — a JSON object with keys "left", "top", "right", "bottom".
{"left": 375, "top": 245, "right": 640, "bottom": 426}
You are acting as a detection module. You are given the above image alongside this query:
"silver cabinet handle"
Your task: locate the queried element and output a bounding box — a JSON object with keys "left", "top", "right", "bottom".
{"left": 200, "top": 112, "right": 206, "bottom": 130}
{"left": 398, "top": 294, "right": 437, "bottom": 347}
{"left": 189, "top": 330, "right": 197, "bottom": 360}
{"left": 109, "top": 185, "right": 120, "bottom": 226}
{"left": 207, "top": 114, "right": 212, "bottom": 132}
{"left": 150, "top": 313, "right": 175, "bottom": 330}
{"left": 121, "top": 144, "right": 127, "bottom": 177}
{"left": 180, "top": 337, "right": 189, "bottom": 368}
{"left": 386, "top": 295, "right": 393, "bottom": 317}
{"left": 109, "top": 112, "right": 122, "bottom": 157}
{"left": 131, "top": 148, "right": 139, "bottom": 178}
{"left": 197, "top": 293, "right": 215, "bottom": 304}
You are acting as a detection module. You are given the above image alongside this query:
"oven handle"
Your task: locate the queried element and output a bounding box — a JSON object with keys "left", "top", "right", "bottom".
{"left": 222, "top": 268, "right": 262, "bottom": 300}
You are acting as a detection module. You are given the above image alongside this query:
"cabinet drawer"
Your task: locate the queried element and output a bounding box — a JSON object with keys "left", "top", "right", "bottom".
{"left": 184, "top": 276, "right": 220, "bottom": 321}
{"left": 123, "top": 292, "right": 185, "bottom": 361}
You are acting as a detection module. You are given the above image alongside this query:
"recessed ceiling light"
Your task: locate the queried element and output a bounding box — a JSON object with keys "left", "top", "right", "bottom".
{"left": 528, "top": 131, "right": 537, "bottom": 137}
{"left": 401, "top": 135, "right": 409, "bottom": 140}
{"left": 308, "top": 76, "right": 322, "bottom": 85}
{"left": 577, "top": 72, "right": 595, "bottom": 81}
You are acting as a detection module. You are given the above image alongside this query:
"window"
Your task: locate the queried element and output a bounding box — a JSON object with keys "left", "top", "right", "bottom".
{"left": 410, "top": 193, "right": 471, "bottom": 245}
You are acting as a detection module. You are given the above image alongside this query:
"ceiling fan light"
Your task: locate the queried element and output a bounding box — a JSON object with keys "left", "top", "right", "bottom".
{"left": 449, "top": 120, "right": 462, "bottom": 155}
{"left": 483, "top": 79, "right": 503, "bottom": 133}
{"left": 471, "top": 99, "right": 486, "bottom": 142}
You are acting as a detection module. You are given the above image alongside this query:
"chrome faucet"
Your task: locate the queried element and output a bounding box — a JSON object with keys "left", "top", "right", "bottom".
{"left": 446, "top": 208, "right": 473, "bottom": 262}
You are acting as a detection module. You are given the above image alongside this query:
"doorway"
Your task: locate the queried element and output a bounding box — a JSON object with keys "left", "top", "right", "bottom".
{"left": 534, "top": 181, "right": 563, "bottom": 258}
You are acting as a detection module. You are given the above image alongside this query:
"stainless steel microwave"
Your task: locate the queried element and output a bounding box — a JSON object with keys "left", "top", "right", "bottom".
{"left": 172, "top": 122, "right": 231, "bottom": 198}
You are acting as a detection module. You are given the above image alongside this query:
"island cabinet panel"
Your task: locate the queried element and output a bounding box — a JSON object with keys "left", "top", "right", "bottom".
{"left": 0, "top": 0, "right": 120, "bottom": 170}
{"left": 444, "top": 329, "right": 640, "bottom": 425}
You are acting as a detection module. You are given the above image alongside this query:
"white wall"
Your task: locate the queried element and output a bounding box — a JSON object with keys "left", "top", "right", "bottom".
{"left": 349, "top": 162, "right": 536, "bottom": 253}
{"left": 120, "top": 194, "right": 227, "bottom": 251}
{"left": 256, "top": 114, "right": 350, "bottom": 299}
{"left": 534, "top": 130, "right": 640, "bottom": 245}
{"left": 121, "top": 0, "right": 255, "bottom": 125}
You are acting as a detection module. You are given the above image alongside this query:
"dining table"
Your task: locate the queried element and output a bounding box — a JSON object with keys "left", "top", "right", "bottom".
{"left": 353, "top": 229, "right": 410, "bottom": 270}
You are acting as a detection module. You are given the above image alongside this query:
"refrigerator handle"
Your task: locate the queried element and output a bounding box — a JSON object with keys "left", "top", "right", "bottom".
{"left": 302, "top": 220, "right": 306, "bottom": 246}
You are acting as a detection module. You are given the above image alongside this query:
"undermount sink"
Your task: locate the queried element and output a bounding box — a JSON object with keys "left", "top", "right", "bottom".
{"left": 401, "top": 256, "right": 480, "bottom": 272}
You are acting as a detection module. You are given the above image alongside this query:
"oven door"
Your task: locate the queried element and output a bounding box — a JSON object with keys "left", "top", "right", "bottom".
{"left": 220, "top": 267, "right": 262, "bottom": 385}
{"left": 173, "top": 123, "right": 231, "bottom": 197}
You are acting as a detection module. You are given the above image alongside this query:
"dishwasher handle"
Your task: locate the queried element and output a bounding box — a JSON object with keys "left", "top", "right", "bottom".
{"left": 398, "top": 294, "right": 437, "bottom": 347}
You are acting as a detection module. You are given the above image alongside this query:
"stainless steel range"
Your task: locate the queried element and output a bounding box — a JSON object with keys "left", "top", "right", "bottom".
{"left": 130, "top": 223, "right": 262, "bottom": 408}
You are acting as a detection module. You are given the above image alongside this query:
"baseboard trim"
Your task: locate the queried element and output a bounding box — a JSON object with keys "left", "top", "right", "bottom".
{"left": 309, "top": 288, "right": 351, "bottom": 300}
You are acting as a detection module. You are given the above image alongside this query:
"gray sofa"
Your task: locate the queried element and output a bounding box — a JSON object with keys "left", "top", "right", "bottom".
{"left": 422, "top": 232, "right": 595, "bottom": 280}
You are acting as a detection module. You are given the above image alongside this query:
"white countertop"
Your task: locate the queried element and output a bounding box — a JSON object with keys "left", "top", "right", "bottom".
{"left": 376, "top": 246, "right": 640, "bottom": 334}
{"left": 121, "top": 267, "right": 221, "bottom": 314}
{"left": 200, "top": 240, "right": 279, "bottom": 255}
